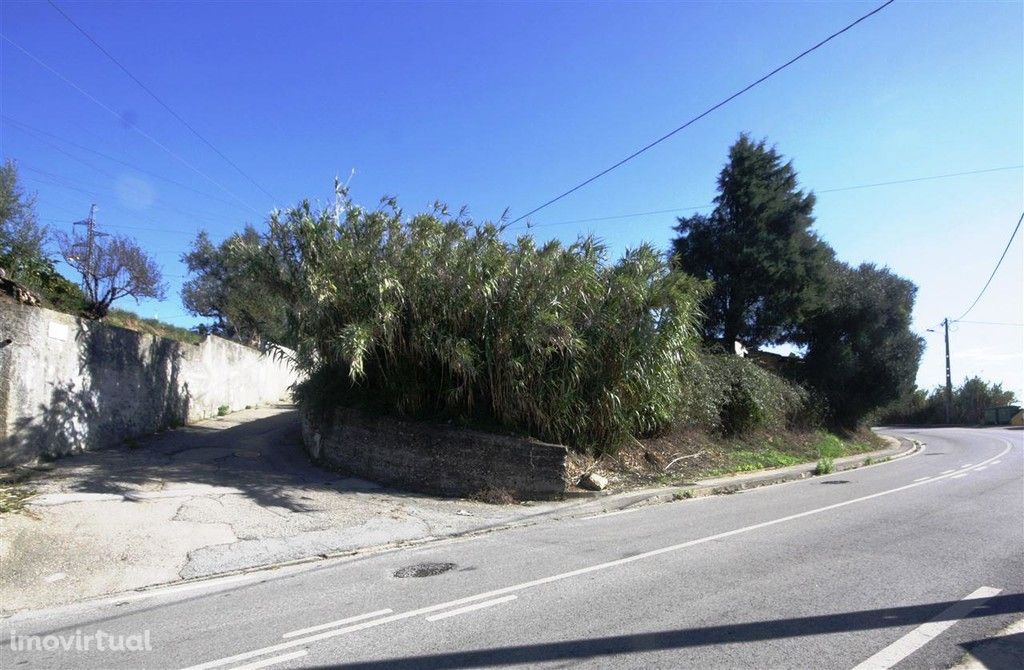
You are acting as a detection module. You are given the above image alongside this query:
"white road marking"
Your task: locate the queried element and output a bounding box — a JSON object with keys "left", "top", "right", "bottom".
{"left": 961, "top": 463, "right": 974, "bottom": 467}
{"left": 228, "top": 650, "right": 307, "bottom": 670}
{"left": 951, "top": 474, "right": 968, "bottom": 479}
{"left": 182, "top": 440, "right": 1012, "bottom": 670}
{"left": 850, "top": 586, "right": 1002, "bottom": 670}
{"left": 941, "top": 469, "right": 955, "bottom": 474}
{"left": 991, "top": 460, "right": 1001, "bottom": 465}
{"left": 282, "top": 609, "right": 393, "bottom": 638}
{"left": 913, "top": 477, "right": 930, "bottom": 482}
{"left": 973, "top": 466, "right": 987, "bottom": 471}
{"left": 425, "top": 595, "right": 517, "bottom": 622}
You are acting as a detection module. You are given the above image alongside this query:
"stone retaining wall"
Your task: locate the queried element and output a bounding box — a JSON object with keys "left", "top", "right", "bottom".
{"left": 302, "top": 407, "right": 569, "bottom": 500}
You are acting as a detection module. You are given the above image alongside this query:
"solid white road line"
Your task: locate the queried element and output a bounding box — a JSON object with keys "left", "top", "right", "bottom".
{"left": 282, "top": 609, "right": 393, "bottom": 638}
{"left": 425, "top": 595, "right": 517, "bottom": 622}
{"left": 182, "top": 440, "right": 1012, "bottom": 670}
{"left": 951, "top": 474, "right": 968, "bottom": 479}
{"left": 961, "top": 463, "right": 974, "bottom": 467}
{"left": 941, "top": 469, "right": 955, "bottom": 474}
{"left": 973, "top": 466, "right": 987, "bottom": 471}
{"left": 849, "top": 586, "right": 1002, "bottom": 670}
{"left": 228, "top": 649, "right": 307, "bottom": 670}
{"left": 913, "top": 477, "right": 930, "bottom": 482}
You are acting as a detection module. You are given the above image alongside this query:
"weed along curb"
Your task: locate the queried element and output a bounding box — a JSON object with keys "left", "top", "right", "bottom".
{"left": 571, "top": 434, "right": 920, "bottom": 513}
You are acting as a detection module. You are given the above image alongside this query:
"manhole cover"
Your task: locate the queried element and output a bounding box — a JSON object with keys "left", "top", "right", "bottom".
{"left": 394, "top": 562, "right": 456, "bottom": 578}
{"left": 820, "top": 480, "right": 851, "bottom": 485}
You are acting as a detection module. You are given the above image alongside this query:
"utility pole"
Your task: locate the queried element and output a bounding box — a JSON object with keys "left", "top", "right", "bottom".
{"left": 72, "top": 204, "right": 106, "bottom": 299}
{"left": 943, "top": 317, "right": 953, "bottom": 424}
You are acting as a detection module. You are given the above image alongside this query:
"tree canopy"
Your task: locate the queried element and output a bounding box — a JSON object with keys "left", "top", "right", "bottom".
{"left": 799, "top": 262, "right": 924, "bottom": 427}
{"left": 671, "top": 134, "right": 830, "bottom": 349}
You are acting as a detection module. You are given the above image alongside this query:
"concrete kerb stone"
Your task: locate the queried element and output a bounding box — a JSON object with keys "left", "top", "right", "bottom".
{"left": 9, "top": 434, "right": 921, "bottom": 615}
{"left": 562, "top": 434, "right": 920, "bottom": 512}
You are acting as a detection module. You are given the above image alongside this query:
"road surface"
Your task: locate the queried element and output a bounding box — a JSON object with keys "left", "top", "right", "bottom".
{"left": 2, "top": 427, "right": 1021, "bottom": 669}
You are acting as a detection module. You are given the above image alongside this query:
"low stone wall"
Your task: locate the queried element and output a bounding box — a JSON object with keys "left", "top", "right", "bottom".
{"left": 0, "top": 301, "right": 299, "bottom": 466}
{"left": 302, "top": 407, "right": 569, "bottom": 500}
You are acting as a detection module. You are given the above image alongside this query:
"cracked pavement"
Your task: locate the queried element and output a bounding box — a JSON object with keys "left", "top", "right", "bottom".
{"left": 0, "top": 404, "right": 568, "bottom": 613}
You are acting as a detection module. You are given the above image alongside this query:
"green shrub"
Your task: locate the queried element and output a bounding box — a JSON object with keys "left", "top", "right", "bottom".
{"left": 258, "top": 192, "right": 708, "bottom": 452}
{"left": 676, "top": 352, "right": 810, "bottom": 435}
{"left": 217, "top": 405, "right": 230, "bottom": 417}
{"left": 814, "top": 456, "right": 835, "bottom": 475}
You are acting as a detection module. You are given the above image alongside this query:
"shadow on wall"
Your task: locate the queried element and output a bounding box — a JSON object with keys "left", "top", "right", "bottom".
{"left": 2, "top": 319, "right": 191, "bottom": 465}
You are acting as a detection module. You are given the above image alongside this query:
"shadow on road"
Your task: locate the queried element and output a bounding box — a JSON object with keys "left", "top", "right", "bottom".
{"left": 310, "top": 593, "right": 1024, "bottom": 669}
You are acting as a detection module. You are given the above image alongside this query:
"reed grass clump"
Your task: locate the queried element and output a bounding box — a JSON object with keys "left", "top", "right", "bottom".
{"left": 248, "top": 191, "right": 708, "bottom": 452}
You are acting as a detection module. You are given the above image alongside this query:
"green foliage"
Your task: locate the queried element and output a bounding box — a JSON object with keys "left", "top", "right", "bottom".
{"left": 813, "top": 456, "right": 835, "bottom": 475}
{"left": 0, "top": 159, "right": 88, "bottom": 312}
{"left": 799, "top": 263, "right": 924, "bottom": 427}
{"left": 877, "top": 377, "right": 1018, "bottom": 425}
{"left": 217, "top": 405, "right": 230, "bottom": 417}
{"left": 676, "top": 352, "right": 810, "bottom": 435}
{"left": 671, "top": 135, "right": 831, "bottom": 348}
{"left": 255, "top": 191, "right": 708, "bottom": 451}
{"left": 181, "top": 227, "right": 289, "bottom": 346}
{"left": 105, "top": 309, "right": 202, "bottom": 344}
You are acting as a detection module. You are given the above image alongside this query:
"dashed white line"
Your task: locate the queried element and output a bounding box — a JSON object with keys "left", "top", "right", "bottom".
{"left": 850, "top": 586, "right": 1001, "bottom": 670}
{"left": 282, "top": 609, "right": 393, "bottom": 638}
{"left": 425, "top": 595, "right": 517, "bottom": 622}
{"left": 228, "top": 649, "right": 307, "bottom": 670}
{"left": 973, "top": 466, "right": 988, "bottom": 471}
{"left": 182, "top": 440, "right": 1012, "bottom": 670}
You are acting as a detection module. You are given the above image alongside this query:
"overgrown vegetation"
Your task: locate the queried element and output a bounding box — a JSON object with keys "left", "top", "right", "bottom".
{"left": 877, "top": 377, "right": 1019, "bottom": 425}
{"left": 105, "top": 309, "right": 203, "bottom": 344}
{"left": 227, "top": 191, "right": 708, "bottom": 450}
{"left": 671, "top": 136, "right": 924, "bottom": 428}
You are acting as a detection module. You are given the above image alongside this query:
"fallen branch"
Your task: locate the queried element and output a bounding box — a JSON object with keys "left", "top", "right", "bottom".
{"left": 664, "top": 450, "right": 707, "bottom": 472}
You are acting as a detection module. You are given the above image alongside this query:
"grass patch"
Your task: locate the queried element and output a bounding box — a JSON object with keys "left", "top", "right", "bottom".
{"left": 105, "top": 309, "right": 202, "bottom": 344}
{"left": 713, "top": 448, "right": 803, "bottom": 475}
{"left": 814, "top": 456, "right": 835, "bottom": 475}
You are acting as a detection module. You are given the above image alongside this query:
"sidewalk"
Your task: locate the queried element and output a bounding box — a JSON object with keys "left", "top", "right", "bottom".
{"left": 0, "top": 405, "right": 914, "bottom": 614}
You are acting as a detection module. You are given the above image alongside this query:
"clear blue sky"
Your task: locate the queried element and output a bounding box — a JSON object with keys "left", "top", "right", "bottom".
{"left": 2, "top": 1, "right": 1021, "bottom": 398}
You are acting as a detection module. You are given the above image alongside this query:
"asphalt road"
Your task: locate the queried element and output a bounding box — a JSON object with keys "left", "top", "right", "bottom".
{"left": 2, "top": 427, "right": 1021, "bottom": 669}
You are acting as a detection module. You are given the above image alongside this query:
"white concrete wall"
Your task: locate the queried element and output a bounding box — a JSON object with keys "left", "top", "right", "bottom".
{"left": 0, "top": 302, "right": 299, "bottom": 466}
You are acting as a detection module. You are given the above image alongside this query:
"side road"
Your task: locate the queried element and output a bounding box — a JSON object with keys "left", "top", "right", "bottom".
{"left": 0, "top": 405, "right": 913, "bottom": 613}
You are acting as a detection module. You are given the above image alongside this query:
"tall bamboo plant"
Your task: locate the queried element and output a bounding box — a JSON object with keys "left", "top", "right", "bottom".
{"left": 244, "top": 187, "right": 708, "bottom": 452}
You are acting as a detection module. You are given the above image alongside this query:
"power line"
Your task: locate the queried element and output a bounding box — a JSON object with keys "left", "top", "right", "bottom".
{"left": 952, "top": 211, "right": 1023, "bottom": 322}
{"left": 46, "top": 0, "right": 278, "bottom": 203}
{"left": 507, "top": 0, "right": 896, "bottom": 226}
{"left": 520, "top": 165, "right": 1024, "bottom": 230}
{"left": 955, "top": 320, "right": 1024, "bottom": 327}
{"left": 0, "top": 32, "right": 262, "bottom": 217}
{"left": 4, "top": 115, "right": 242, "bottom": 210}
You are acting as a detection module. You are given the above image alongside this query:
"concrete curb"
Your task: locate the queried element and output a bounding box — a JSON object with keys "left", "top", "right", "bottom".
{"left": 2, "top": 435, "right": 921, "bottom": 619}
{"left": 565, "top": 435, "right": 919, "bottom": 515}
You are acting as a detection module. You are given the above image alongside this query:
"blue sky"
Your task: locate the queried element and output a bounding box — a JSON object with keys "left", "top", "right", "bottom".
{"left": 2, "top": 1, "right": 1022, "bottom": 397}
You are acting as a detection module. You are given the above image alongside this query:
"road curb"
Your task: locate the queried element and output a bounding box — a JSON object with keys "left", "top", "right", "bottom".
{"left": 1, "top": 435, "right": 921, "bottom": 618}
{"left": 567, "top": 434, "right": 920, "bottom": 514}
